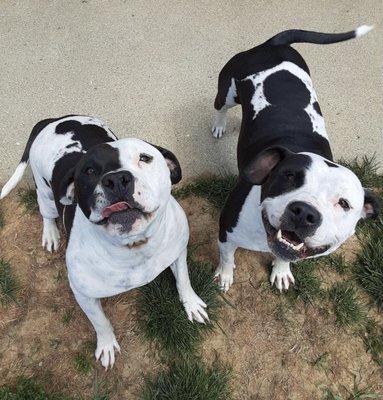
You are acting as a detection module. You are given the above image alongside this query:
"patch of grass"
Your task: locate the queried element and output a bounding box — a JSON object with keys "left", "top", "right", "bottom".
{"left": 338, "top": 154, "right": 383, "bottom": 188}
{"left": 286, "top": 259, "right": 323, "bottom": 305}
{"left": 137, "top": 256, "right": 221, "bottom": 356}
{"left": 354, "top": 217, "right": 383, "bottom": 310}
{"left": 0, "top": 259, "right": 18, "bottom": 305}
{"left": 91, "top": 378, "right": 110, "bottom": 400}
{"left": 141, "top": 358, "right": 231, "bottom": 400}
{"left": 173, "top": 175, "right": 236, "bottom": 209}
{"left": 62, "top": 307, "right": 75, "bottom": 325}
{"left": 0, "top": 377, "right": 70, "bottom": 400}
{"left": 0, "top": 207, "right": 4, "bottom": 229}
{"left": 74, "top": 349, "right": 93, "bottom": 375}
{"left": 322, "top": 382, "right": 381, "bottom": 399}
{"left": 17, "top": 188, "right": 38, "bottom": 214}
{"left": 328, "top": 282, "right": 366, "bottom": 328}
{"left": 324, "top": 254, "right": 351, "bottom": 275}
{"left": 362, "top": 319, "right": 383, "bottom": 366}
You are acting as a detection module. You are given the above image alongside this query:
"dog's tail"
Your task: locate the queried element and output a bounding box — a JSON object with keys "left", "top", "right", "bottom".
{"left": 266, "top": 25, "right": 373, "bottom": 47}
{"left": 0, "top": 118, "right": 54, "bottom": 199}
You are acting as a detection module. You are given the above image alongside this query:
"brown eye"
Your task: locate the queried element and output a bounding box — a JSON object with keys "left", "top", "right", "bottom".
{"left": 139, "top": 153, "right": 153, "bottom": 163}
{"left": 338, "top": 198, "right": 350, "bottom": 210}
{"left": 84, "top": 167, "right": 95, "bottom": 175}
{"left": 285, "top": 171, "right": 295, "bottom": 180}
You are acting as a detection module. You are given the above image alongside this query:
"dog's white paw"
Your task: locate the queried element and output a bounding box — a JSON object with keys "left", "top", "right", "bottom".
{"left": 212, "top": 125, "right": 225, "bottom": 139}
{"left": 181, "top": 291, "right": 209, "bottom": 324}
{"left": 270, "top": 261, "right": 295, "bottom": 292}
{"left": 42, "top": 220, "right": 60, "bottom": 252}
{"left": 95, "top": 333, "right": 121, "bottom": 370}
{"left": 214, "top": 264, "right": 234, "bottom": 293}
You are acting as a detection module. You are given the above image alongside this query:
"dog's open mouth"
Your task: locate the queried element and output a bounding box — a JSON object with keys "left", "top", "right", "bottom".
{"left": 262, "top": 210, "right": 329, "bottom": 260}
{"left": 96, "top": 201, "right": 148, "bottom": 226}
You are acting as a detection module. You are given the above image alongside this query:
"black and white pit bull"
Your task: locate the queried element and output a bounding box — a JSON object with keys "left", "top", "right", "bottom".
{"left": 1, "top": 115, "right": 209, "bottom": 368}
{"left": 211, "top": 26, "right": 380, "bottom": 292}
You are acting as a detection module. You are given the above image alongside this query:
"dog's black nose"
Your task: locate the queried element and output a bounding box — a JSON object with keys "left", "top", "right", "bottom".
{"left": 287, "top": 201, "right": 322, "bottom": 231}
{"left": 102, "top": 171, "right": 133, "bottom": 196}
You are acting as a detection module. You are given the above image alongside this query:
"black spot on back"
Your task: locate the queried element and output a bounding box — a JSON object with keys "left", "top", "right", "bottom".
{"left": 66, "top": 142, "right": 80, "bottom": 149}
{"left": 55, "top": 120, "right": 115, "bottom": 151}
{"left": 313, "top": 101, "right": 322, "bottom": 116}
{"left": 263, "top": 70, "right": 311, "bottom": 109}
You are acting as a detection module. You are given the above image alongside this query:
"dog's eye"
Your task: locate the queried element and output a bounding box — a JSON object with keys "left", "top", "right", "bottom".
{"left": 284, "top": 171, "right": 295, "bottom": 180}
{"left": 338, "top": 198, "right": 350, "bottom": 210}
{"left": 139, "top": 153, "right": 153, "bottom": 164}
{"left": 84, "top": 167, "right": 96, "bottom": 175}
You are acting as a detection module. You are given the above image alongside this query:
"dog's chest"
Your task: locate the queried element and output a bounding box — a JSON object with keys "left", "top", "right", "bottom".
{"left": 227, "top": 186, "right": 269, "bottom": 252}
{"left": 243, "top": 61, "right": 327, "bottom": 139}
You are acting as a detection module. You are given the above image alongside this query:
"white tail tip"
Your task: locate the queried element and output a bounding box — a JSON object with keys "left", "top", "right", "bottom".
{"left": 0, "top": 162, "right": 28, "bottom": 199}
{"left": 355, "top": 25, "right": 374, "bottom": 38}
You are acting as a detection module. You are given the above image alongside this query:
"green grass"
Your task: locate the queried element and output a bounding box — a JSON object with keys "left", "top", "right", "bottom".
{"left": 0, "top": 377, "right": 70, "bottom": 400}
{"left": 173, "top": 175, "right": 236, "bottom": 209}
{"left": 324, "top": 254, "right": 351, "bottom": 275}
{"left": 322, "top": 383, "right": 381, "bottom": 399}
{"left": 0, "top": 206, "right": 4, "bottom": 229}
{"left": 328, "top": 282, "right": 366, "bottom": 328}
{"left": 286, "top": 259, "right": 323, "bottom": 305}
{"left": 140, "top": 358, "right": 231, "bottom": 400}
{"left": 0, "top": 259, "right": 18, "bottom": 305}
{"left": 362, "top": 319, "right": 383, "bottom": 366}
{"left": 137, "top": 257, "right": 221, "bottom": 356}
{"left": 353, "top": 217, "right": 383, "bottom": 311}
{"left": 17, "top": 188, "right": 38, "bottom": 214}
{"left": 74, "top": 352, "right": 93, "bottom": 375}
{"left": 62, "top": 308, "right": 75, "bottom": 325}
{"left": 338, "top": 155, "right": 383, "bottom": 188}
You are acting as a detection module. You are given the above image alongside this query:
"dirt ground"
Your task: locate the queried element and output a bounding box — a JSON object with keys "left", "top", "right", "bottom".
{"left": 0, "top": 193, "right": 382, "bottom": 399}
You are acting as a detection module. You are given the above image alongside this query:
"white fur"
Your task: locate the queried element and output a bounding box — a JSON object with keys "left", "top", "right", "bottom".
{"left": 355, "top": 25, "right": 374, "bottom": 38}
{"left": 0, "top": 162, "right": 28, "bottom": 199}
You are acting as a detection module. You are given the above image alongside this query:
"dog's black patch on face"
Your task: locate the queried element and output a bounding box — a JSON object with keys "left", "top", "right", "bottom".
{"left": 56, "top": 120, "right": 114, "bottom": 150}
{"left": 261, "top": 153, "right": 311, "bottom": 202}
{"left": 324, "top": 160, "right": 338, "bottom": 168}
{"left": 263, "top": 70, "right": 311, "bottom": 109}
{"left": 74, "top": 144, "right": 121, "bottom": 219}
{"left": 313, "top": 101, "right": 322, "bottom": 116}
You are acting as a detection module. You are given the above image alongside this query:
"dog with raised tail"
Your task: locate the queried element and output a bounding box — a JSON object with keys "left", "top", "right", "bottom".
{"left": 211, "top": 25, "right": 380, "bottom": 293}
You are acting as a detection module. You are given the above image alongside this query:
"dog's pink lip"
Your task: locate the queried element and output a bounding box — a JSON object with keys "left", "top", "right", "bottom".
{"left": 101, "top": 201, "right": 132, "bottom": 218}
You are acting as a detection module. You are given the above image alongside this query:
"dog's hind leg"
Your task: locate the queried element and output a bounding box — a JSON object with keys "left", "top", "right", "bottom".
{"left": 170, "top": 248, "right": 209, "bottom": 323}
{"left": 35, "top": 178, "right": 60, "bottom": 251}
{"left": 215, "top": 240, "right": 237, "bottom": 292}
{"left": 212, "top": 77, "right": 239, "bottom": 138}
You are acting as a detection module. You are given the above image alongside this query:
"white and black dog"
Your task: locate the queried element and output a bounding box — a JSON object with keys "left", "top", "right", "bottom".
{"left": 1, "top": 115, "right": 209, "bottom": 368}
{"left": 212, "top": 26, "right": 380, "bottom": 292}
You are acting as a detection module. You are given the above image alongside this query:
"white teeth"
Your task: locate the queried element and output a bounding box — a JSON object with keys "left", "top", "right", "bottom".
{"left": 277, "top": 229, "right": 282, "bottom": 239}
{"left": 294, "top": 243, "right": 304, "bottom": 251}
{"left": 276, "top": 229, "right": 304, "bottom": 251}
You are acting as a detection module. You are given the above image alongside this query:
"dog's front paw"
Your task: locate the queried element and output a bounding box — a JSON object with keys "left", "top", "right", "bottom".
{"left": 181, "top": 291, "right": 209, "bottom": 324}
{"left": 270, "top": 261, "right": 295, "bottom": 292}
{"left": 42, "top": 221, "right": 60, "bottom": 252}
{"left": 212, "top": 125, "right": 225, "bottom": 139}
{"left": 214, "top": 264, "right": 234, "bottom": 293}
{"left": 95, "top": 333, "right": 121, "bottom": 370}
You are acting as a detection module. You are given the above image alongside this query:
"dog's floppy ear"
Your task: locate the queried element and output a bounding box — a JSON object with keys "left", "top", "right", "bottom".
{"left": 151, "top": 144, "right": 182, "bottom": 184}
{"left": 241, "top": 146, "right": 292, "bottom": 185}
{"left": 361, "top": 189, "right": 380, "bottom": 219}
{"left": 59, "top": 167, "right": 76, "bottom": 205}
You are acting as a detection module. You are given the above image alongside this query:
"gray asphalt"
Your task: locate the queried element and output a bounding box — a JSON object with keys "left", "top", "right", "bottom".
{"left": 0, "top": 0, "right": 382, "bottom": 186}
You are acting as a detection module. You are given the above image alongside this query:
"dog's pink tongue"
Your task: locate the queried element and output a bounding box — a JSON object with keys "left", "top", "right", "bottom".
{"left": 102, "top": 202, "right": 130, "bottom": 218}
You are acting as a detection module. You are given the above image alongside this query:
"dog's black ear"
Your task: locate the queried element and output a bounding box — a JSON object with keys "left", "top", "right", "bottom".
{"left": 241, "top": 146, "right": 292, "bottom": 185}
{"left": 59, "top": 167, "right": 77, "bottom": 205}
{"left": 362, "top": 189, "right": 380, "bottom": 219}
{"left": 152, "top": 144, "right": 182, "bottom": 184}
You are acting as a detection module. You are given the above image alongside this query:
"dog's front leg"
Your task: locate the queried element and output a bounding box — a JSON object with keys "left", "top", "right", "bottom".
{"left": 270, "top": 259, "right": 295, "bottom": 291}
{"left": 170, "top": 249, "right": 209, "bottom": 324}
{"left": 71, "top": 286, "right": 120, "bottom": 369}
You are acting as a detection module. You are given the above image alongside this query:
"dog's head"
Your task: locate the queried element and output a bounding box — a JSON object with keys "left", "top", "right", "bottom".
{"left": 59, "top": 138, "right": 181, "bottom": 242}
{"left": 242, "top": 146, "right": 380, "bottom": 261}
